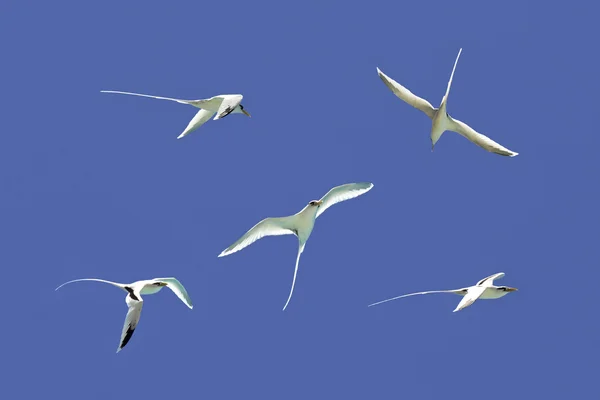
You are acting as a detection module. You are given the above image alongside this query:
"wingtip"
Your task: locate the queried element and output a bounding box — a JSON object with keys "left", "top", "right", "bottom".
{"left": 361, "top": 182, "right": 374, "bottom": 192}
{"left": 356, "top": 182, "right": 374, "bottom": 189}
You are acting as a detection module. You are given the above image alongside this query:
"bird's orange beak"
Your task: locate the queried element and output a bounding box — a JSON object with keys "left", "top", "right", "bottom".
{"left": 506, "top": 287, "right": 518, "bottom": 292}
{"left": 242, "top": 109, "right": 251, "bottom": 117}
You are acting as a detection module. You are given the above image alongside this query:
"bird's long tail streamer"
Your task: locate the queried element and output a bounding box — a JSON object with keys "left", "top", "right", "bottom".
{"left": 55, "top": 278, "right": 126, "bottom": 291}
{"left": 367, "top": 290, "right": 455, "bottom": 307}
{"left": 282, "top": 243, "right": 305, "bottom": 311}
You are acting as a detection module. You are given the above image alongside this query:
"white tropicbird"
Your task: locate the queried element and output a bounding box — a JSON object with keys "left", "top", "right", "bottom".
{"left": 56, "top": 277, "right": 193, "bottom": 352}
{"left": 219, "top": 182, "right": 374, "bottom": 311}
{"left": 377, "top": 48, "right": 518, "bottom": 157}
{"left": 368, "top": 272, "right": 517, "bottom": 312}
{"left": 101, "top": 90, "right": 251, "bottom": 139}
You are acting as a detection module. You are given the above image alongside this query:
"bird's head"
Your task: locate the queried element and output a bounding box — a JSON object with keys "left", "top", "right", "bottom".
{"left": 239, "top": 104, "right": 251, "bottom": 117}
{"left": 499, "top": 286, "right": 518, "bottom": 293}
{"left": 308, "top": 200, "right": 323, "bottom": 207}
{"left": 431, "top": 129, "right": 444, "bottom": 151}
{"left": 153, "top": 282, "right": 168, "bottom": 287}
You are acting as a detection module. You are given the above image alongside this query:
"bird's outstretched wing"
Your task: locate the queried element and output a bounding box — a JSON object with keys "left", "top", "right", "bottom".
{"left": 453, "top": 286, "right": 486, "bottom": 312}
{"left": 218, "top": 216, "right": 296, "bottom": 257}
{"left": 55, "top": 278, "right": 126, "bottom": 292}
{"left": 101, "top": 90, "right": 209, "bottom": 107}
{"left": 376, "top": 68, "right": 436, "bottom": 119}
{"left": 368, "top": 289, "right": 462, "bottom": 307}
{"left": 154, "top": 278, "right": 194, "bottom": 309}
{"left": 177, "top": 109, "right": 216, "bottom": 139}
{"left": 118, "top": 296, "right": 143, "bottom": 353}
{"left": 475, "top": 272, "right": 505, "bottom": 287}
{"left": 214, "top": 95, "right": 244, "bottom": 120}
{"left": 447, "top": 117, "right": 518, "bottom": 157}
{"left": 282, "top": 243, "right": 305, "bottom": 311}
{"left": 316, "top": 182, "right": 374, "bottom": 219}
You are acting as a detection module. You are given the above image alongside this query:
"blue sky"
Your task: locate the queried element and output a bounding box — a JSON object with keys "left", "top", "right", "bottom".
{"left": 2, "top": 0, "right": 599, "bottom": 398}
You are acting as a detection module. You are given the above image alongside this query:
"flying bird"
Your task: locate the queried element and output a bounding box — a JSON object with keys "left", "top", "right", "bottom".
{"left": 219, "top": 182, "right": 374, "bottom": 311}
{"left": 368, "top": 272, "right": 517, "bottom": 312}
{"left": 377, "top": 48, "right": 518, "bottom": 157}
{"left": 56, "top": 277, "right": 193, "bottom": 352}
{"left": 101, "top": 90, "right": 251, "bottom": 139}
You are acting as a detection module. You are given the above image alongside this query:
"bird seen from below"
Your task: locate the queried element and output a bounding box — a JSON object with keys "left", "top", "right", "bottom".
{"left": 101, "top": 90, "right": 251, "bottom": 139}
{"left": 377, "top": 48, "right": 518, "bottom": 157}
{"left": 56, "top": 277, "right": 193, "bottom": 352}
{"left": 368, "top": 272, "right": 517, "bottom": 312}
{"left": 219, "top": 182, "right": 374, "bottom": 311}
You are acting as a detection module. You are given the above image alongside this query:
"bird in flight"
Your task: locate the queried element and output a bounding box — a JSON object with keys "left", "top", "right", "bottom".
{"left": 101, "top": 90, "right": 251, "bottom": 139}
{"left": 377, "top": 48, "right": 518, "bottom": 157}
{"left": 368, "top": 272, "right": 517, "bottom": 312}
{"left": 56, "top": 277, "right": 193, "bottom": 352}
{"left": 219, "top": 182, "right": 374, "bottom": 311}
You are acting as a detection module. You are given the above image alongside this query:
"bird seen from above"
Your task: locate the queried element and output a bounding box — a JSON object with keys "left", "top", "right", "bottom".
{"left": 101, "top": 90, "right": 251, "bottom": 139}
{"left": 377, "top": 48, "right": 518, "bottom": 157}
{"left": 368, "top": 272, "right": 517, "bottom": 312}
{"left": 56, "top": 277, "right": 193, "bottom": 352}
{"left": 218, "top": 182, "right": 374, "bottom": 311}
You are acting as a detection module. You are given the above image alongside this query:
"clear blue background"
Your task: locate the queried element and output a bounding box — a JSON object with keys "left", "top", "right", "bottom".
{"left": 2, "top": 0, "right": 598, "bottom": 398}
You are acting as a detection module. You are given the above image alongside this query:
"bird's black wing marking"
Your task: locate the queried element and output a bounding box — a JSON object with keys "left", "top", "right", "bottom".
{"left": 120, "top": 324, "right": 136, "bottom": 349}
{"left": 125, "top": 287, "right": 140, "bottom": 301}
{"left": 218, "top": 106, "right": 235, "bottom": 119}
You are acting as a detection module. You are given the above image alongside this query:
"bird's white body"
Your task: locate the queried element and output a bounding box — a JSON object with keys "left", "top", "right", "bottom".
{"left": 138, "top": 280, "right": 167, "bottom": 295}
{"left": 377, "top": 48, "right": 518, "bottom": 157}
{"left": 368, "top": 272, "right": 517, "bottom": 312}
{"left": 476, "top": 287, "right": 512, "bottom": 300}
{"left": 219, "top": 182, "right": 374, "bottom": 311}
{"left": 56, "top": 277, "right": 193, "bottom": 352}
{"left": 288, "top": 203, "right": 320, "bottom": 243}
{"left": 100, "top": 90, "right": 251, "bottom": 139}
